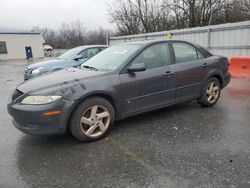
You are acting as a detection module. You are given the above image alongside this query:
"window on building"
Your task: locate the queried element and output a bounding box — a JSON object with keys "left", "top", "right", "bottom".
{"left": 0, "top": 41, "right": 7, "bottom": 54}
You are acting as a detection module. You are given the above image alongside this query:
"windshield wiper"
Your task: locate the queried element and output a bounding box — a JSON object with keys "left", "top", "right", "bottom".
{"left": 82, "top": 65, "right": 98, "bottom": 71}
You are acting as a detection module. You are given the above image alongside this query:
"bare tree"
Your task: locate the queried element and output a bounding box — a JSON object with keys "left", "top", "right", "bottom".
{"left": 38, "top": 1, "right": 250, "bottom": 46}
{"left": 36, "top": 21, "right": 112, "bottom": 49}
{"left": 134, "top": 0, "right": 171, "bottom": 32}
{"left": 164, "top": 0, "right": 226, "bottom": 28}
{"left": 107, "top": 0, "right": 141, "bottom": 35}
{"left": 107, "top": 0, "right": 173, "bottom": 34}
{"left": 108, "top": 0, "right": 250, "bottom": 35}
{"left": 58, "top": 20, "right": 86, "bottom": 48}
{"left": 85, "top": 28, "right": 112, "bottom": 44}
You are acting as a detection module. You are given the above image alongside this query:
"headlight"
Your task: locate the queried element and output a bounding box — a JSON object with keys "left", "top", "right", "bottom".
{"left": 21, "top": 96, "right": 62, "bottom": 105}
{"left": 32, "top": 67, "right": 44, "bottom": 74}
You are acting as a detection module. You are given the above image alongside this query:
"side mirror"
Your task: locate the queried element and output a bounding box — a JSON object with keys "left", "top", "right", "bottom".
{"left": 127, "top": 63, "right": 146, "bottom": 73}
{"left": 74, "top": 54, "right": 83, "bottom": 61}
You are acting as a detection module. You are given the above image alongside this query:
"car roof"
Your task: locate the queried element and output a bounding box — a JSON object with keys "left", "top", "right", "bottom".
{"left": 74, "top": 45, "right": 108, "bottom": 50}
{"left": 121, "top": 39, "right": 198, "bottom": 46}
{"left": 117, "top": 39, "right": 212, "bottom": 57}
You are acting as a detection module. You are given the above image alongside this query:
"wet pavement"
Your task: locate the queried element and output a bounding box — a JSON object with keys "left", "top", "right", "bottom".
{"left": 0, "top": 60, "right": 250, "bottom": 188}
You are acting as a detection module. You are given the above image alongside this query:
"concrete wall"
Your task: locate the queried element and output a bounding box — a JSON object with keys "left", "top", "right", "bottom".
{"left": 0, "top": 33, "right": 45, "bottom": 60}
{"left": 109, "top": 21, "right": 250, "bottom": 57}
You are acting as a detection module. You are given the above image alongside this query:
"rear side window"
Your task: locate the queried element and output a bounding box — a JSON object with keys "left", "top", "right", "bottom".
{"left": 80, "top": 48, "right": 99, "bottom": 59}
{"left": 172, "top": 42, "right": 204, "bottom": 63}
{"left": 132, "top": 43, "right": 171, "bottom": 69}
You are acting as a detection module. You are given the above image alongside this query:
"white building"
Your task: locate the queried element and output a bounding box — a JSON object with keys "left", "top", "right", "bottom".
{"left": 0, "top": 32, "right": 45, "bottom": 60}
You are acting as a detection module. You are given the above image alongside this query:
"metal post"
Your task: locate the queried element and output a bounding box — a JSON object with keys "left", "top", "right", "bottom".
{"left": 207, "top": 28, "right": 211, "bottom": 49}
{"left": 106, "top": 36, "right": 110, "bottom": 45}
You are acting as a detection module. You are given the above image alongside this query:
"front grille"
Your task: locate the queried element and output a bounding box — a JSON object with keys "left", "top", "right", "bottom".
{"left": 12, "top": 89, "right": 24, "bottom": 102}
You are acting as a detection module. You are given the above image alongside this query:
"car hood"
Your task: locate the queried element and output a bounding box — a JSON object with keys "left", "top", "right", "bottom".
{"left": 26, "top": 59, "right": 68, "bottom": 70}
{"left": 17, "top": 67, "right": 106, "bottom": 94}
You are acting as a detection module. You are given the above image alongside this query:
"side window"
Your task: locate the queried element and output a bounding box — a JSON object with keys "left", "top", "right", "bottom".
{"left": 131, "top": 43, "right": 171, "bottom": 69}
{"left": 173, "top": 43, "right": 204, "bottom": 63}
{"left": 80, "top": 48, "right": 99, "bottom": 59}
{"left": 197, "top": 50, "right": 205, "bottom": 59}
{"left": 100, "top": 47, "right": 107, "bottom": 51}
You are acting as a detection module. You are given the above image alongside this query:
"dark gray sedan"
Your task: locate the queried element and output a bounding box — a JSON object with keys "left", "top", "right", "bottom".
{"left": 8, "top": 40, "right": 231, "bottom": 142}
{"left": 24, "top": 45, "right": 107, "bottom": 80}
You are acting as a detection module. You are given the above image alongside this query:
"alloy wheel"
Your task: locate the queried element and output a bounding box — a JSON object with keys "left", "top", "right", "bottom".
{"left": 206, "top": 81, "right": 220, "bottom": 104}
{"left": 80, "top": 105, "right": 110, "bottom": 138}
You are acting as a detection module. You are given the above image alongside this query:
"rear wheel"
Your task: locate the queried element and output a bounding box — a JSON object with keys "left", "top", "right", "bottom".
{"left": 69, "top": 97, "right": 115, "bottom": 142}
{"left": 197, "top": 77, "right": 221, "bottom": 107}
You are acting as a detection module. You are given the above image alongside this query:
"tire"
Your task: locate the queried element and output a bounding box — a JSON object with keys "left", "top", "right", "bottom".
{"left": 197, "top": 77, "right": 221, "bottom": 107}
{"left": 69, "top": 97, "right": 115, "bottom": 142}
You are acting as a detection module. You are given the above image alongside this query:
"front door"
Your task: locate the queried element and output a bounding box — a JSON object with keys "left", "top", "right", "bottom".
{"left": 119, "top": 42, "right": 175, "bottom": 116}
{"left": 25, "top": 46, "right": 33, "bottom": 59}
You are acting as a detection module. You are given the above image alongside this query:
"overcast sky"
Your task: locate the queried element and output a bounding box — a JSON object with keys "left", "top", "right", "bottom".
{"left": 0, "top": 0, "right": 116, "bottom": 31}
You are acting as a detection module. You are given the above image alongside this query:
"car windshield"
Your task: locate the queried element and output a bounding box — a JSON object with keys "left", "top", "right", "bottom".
{"left": 58, "top": 47, "right": 83, "bottom": 60}
{"left": 82, "top": 44, "right": 142, "bottom": 71}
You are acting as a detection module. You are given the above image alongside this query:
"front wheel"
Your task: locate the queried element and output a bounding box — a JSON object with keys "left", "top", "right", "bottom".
{"left": 69, "top": 97, "right": 115, "bottom": 142}
{"left": 197, "top": 77, "right": 221, "bottom": 107}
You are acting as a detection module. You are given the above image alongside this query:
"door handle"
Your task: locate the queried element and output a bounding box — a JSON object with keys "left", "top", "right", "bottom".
{"left": 203, "top": 62, "right": 208, "bottom": 67}
{"left": 163, "top": 71, "right": 174, "bottom": 77}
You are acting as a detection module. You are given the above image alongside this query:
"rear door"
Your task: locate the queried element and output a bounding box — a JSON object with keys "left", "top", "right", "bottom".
{"left": 171, "top": 42, "right": 208, "bottom": 102}
{"left": 119, "top": 42, "right": 175, "bottom": 115}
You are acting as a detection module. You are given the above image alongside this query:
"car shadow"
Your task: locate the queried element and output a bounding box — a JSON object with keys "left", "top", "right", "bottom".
{"left": 17, "top": 101, "right": 200, "bottom": 147}
{"left": 114, "top": 101, "right": 200, "bottom": 129}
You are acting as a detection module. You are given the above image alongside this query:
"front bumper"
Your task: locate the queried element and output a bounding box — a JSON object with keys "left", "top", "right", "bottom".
{"left": 7, "top": 99, "right": 75, "bottom": 135}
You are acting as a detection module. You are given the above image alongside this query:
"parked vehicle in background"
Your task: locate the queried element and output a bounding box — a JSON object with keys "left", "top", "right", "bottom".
{"left": 43, "top": 44, "right": 53, "bottom": 52}
{"left": 8, "top": 40, "right": 231, "bottom": 142}
{"left": 43, "top": 44, "right": 54, "bottom": 58}
{"left": 24, "top": 45, "right": 108, "bottom": 80}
